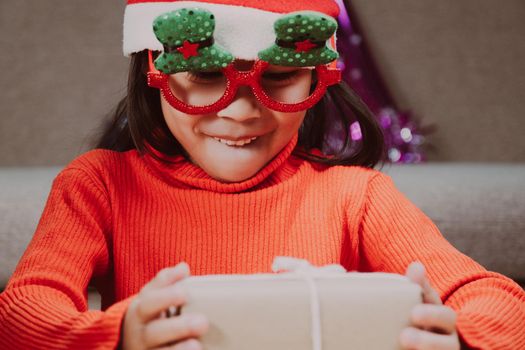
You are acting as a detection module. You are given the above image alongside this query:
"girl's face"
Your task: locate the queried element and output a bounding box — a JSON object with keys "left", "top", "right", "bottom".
{"left": 160, "top": 61, "right": 311, "bottom": 183}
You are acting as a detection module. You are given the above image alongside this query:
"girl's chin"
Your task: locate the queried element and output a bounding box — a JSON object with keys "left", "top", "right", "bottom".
{"left": 196, "top": 136, "right": 272, "bottom": 180}
{"left": 212, "top": 158, "right": 271, "bottom": 183}
{"left": 202, "top": 161, "right": 264, "bottom": 183}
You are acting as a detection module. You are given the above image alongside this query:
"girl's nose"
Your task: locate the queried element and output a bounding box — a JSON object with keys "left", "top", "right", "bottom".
{"left": 216, "top": 86, "right": 262, "bottom": 122}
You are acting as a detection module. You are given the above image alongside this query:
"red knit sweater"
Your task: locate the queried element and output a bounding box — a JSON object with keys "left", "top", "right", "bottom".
{"left": 1, "top": 136, "right": 523, "bottom": 349}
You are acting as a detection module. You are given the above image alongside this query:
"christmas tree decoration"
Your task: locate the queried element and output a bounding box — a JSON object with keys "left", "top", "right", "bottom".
{"left": 258, "top": 11, "right": 339, "bottom": 67}
{"left": 152, "top": 8, "right": 234, "bottom": 74}
{"left": 123, "top": 1, "right": 340, "bottom": 60}
{"left": 146, "top": 7, "right": 342, "bottom": 115}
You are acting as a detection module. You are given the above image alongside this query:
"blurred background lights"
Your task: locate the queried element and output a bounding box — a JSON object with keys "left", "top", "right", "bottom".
{"left": 400, "top": 127, "right": 413, "bottom": 143}
{"left": 350, "top": 121, "right": 363, "bottom": 140}
{"left": 388, "top": 148, "right": 401, "bottom": 162}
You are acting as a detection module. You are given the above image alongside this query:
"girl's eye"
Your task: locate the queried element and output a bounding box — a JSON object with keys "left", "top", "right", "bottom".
{"left": 186, "top": 71, "right": 224, "bottom": 83}
{"left": 262, "top": 70, "right": 300, "bottom": 83}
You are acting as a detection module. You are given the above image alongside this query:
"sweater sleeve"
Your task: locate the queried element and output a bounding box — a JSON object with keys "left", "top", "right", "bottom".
{"left": 0, "top": 167, "right": 133, "bottom": 350}
{"left": 357, "top": 172, "right": 525, "bottom": 349}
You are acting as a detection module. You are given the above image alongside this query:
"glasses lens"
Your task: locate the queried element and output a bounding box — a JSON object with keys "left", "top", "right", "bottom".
{"left": 260, "top": 66, "right": 318, "bottom": 104}
{"left": 168, "top": 70, "right": 228, "bottom": 107}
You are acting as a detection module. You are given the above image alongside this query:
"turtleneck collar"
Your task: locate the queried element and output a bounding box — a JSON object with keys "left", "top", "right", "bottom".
{"left": 141, "top": 134, "right": 303, "bottom": 193}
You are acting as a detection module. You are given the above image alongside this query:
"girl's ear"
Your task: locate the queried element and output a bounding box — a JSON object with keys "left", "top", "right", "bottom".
{"left": 130, "top": 51, "right": 150, "bottom": 77}
{"left": 146, "top": 50, "right": 158, "bottom": 75}
{"left": 141, "top": 50, "right": 160, "bottom": 77}
{"left": 142, "top": 51, "right": 151, "bottom": 76}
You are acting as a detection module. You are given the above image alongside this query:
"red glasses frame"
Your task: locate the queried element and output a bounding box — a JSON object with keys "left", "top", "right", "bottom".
{"left": 147, "top": 50, "right": 341, "bottom": 114}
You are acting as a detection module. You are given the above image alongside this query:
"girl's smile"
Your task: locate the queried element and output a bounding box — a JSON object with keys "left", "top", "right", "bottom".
{"left": 204, "top": 131, "right": 267, "bottom": 152}
{"left": 211, "top": 135, "right": 259, "bottom": 147}
{"left": 160, "top": 61, "right": 312, "bottom": 183}
{"left": 161, "top": 95, "right": 305, "bottom": 183}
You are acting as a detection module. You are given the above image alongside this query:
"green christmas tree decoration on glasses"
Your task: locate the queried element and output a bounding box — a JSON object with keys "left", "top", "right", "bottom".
{"left": 258, "top": 11, "right": 339, "bottom": 67}
{"left": 152, "top": 8, "right": 234, "bottom": 74}
{"left": 147, "top": 7, "right": 341, "bottom": 115}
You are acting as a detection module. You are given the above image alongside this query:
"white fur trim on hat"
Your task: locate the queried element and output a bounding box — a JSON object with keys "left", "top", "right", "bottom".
{"left": 124, "top": 2, "right": 280, "bottom": 59}
{"left": 123, "top": 1, "right": 337, "bottom": 59}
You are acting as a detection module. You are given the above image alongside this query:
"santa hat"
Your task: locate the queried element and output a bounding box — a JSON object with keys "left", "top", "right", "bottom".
{"left": 123, "top": 0, "right": 341, "bottom": 61}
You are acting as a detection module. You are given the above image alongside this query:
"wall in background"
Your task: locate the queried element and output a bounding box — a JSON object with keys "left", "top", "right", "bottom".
{"left": 1, "top": 0, "right": 524, "bottom": 165}
{"left": 0, "top": 0, "right": 128, "bottom": 166}
{"left": 351, "top": 0, "right": 525, "bottom": 162}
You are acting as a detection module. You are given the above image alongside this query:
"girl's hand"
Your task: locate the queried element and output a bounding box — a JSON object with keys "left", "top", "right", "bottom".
{"left": 400, "top": 261, "right": 461, "bottom": 350}
{"left": 122, "top": 262, "right": 209, "bottom": 350}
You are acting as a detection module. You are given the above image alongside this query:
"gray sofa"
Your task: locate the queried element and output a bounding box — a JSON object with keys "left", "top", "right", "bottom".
{"left": 1, "top": 163, "right": 524, "bottom": 310}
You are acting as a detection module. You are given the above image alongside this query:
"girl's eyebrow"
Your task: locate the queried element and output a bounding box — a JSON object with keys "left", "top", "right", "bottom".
{"left": 267, "top": 65, "right": 294, "bottom": 71}
{"left": 231, "top": 59, "right": 311, "bottom": 72}
{"left": 266, "top": 65, "right": 314, "bottom": 72}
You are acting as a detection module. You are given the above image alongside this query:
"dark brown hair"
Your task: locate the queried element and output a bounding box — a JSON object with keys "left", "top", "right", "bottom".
{"left": 93, "top": 50, "right": 386, "bottom": 169}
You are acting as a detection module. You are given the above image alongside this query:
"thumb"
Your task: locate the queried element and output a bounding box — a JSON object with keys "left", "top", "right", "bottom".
{"left": 405, "top": 261, "right": 442, "bottom": 305}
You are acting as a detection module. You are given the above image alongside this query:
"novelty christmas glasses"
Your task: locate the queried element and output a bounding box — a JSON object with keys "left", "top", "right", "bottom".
{"left": 147, "top": 8, "right": 342, "bottom": 114}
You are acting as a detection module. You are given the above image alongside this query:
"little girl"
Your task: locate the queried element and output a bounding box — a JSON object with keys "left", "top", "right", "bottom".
{"left": 1, "top": 1, "right": 523, "bottom": 349}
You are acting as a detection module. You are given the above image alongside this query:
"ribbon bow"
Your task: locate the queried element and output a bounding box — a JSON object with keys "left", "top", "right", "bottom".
{"left": 271, "top": 257, "right": 347, "bottom": 350}
{"left": 272, "top": 256, "right": 347, "bottom": 274}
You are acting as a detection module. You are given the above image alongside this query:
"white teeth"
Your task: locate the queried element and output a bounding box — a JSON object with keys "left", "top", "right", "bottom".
{"left": 213, "top": 136, "right": 257, "bottom": 146}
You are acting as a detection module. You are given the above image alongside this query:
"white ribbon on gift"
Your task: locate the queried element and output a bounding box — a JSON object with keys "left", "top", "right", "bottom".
{"left": 271, "top": 256, "right": 347, "bottom": 350}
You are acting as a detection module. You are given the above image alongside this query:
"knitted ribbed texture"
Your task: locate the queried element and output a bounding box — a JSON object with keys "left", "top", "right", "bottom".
{"left": 1, "top": 135, "right": 523, "bottom": 349}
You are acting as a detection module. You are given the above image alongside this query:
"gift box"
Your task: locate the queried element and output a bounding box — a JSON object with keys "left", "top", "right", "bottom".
{"left": 177, "top": 257, "right": 422, "bottom": 350}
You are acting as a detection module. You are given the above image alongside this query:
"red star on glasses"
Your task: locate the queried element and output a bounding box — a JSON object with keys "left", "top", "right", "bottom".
{"left": 295, "top": 39, "right": 317, "bottom": 53}
{"left": 177, "top": 40, "right": 200, "bottom": 59}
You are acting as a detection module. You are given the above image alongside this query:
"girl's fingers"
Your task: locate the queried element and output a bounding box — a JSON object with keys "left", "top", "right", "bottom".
{"left": 400, "top": 327, "right": 460, "bottom": 350}
{"left": 142, "top": 314, "right": 209, "bottom": 348}
{"left": 411, "top": 304, "right": 457, "bottom": 335}
{"left": 135, "top": 284, "right": 187, "bottom": 322}
{"left": 405, "top": 262, "right": 442, "bottom": 305}
{"left": 141, "top": 263, "right": 190, "bottom": 294}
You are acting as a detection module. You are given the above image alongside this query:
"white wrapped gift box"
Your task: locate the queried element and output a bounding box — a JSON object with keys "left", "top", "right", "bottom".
{"left": 176, "top": 257, "right": 422, "bottom": 350}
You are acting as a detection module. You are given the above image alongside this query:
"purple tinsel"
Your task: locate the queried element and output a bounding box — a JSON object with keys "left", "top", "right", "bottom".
{"left": 332, "top": 0, "right": 432, "bottom": 163}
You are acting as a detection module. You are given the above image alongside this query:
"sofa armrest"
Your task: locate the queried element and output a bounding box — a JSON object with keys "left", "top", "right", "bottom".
{"left": 384, "top": 162, "right": 525, "bottom": 282}
{"left": 0, "top": 167, "right": 62, "bottom": 286}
